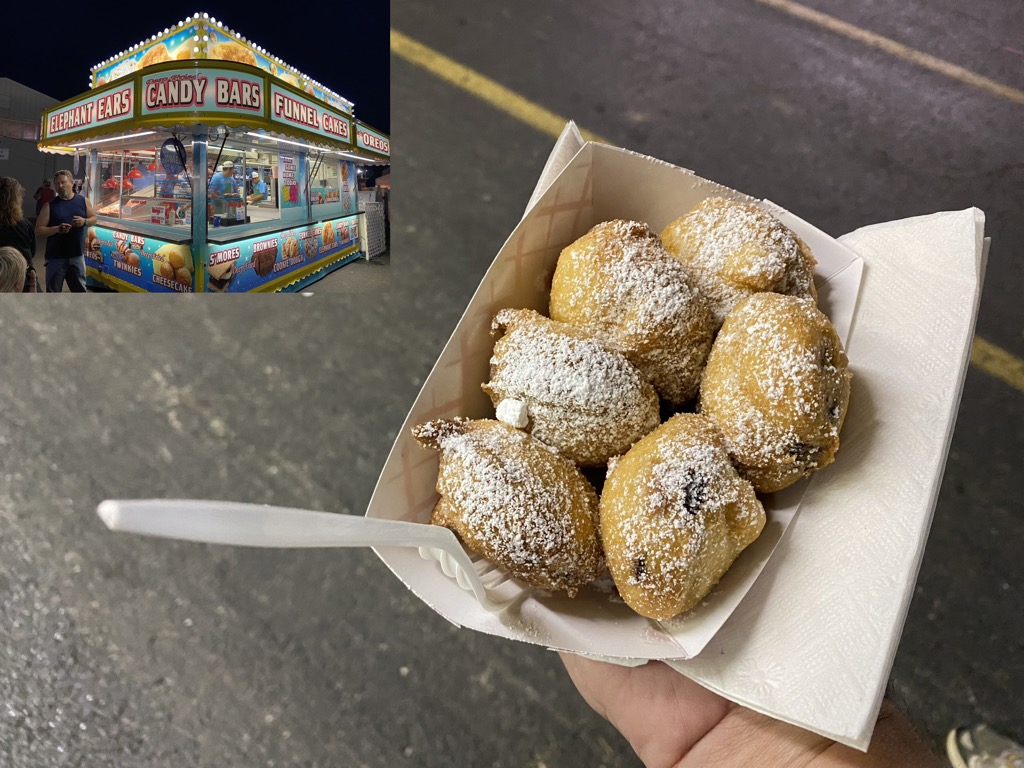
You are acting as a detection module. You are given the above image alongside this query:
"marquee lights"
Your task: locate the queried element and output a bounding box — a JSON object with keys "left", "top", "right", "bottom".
{"left": 87, "top": 11, "right": 354, "bottom": 111}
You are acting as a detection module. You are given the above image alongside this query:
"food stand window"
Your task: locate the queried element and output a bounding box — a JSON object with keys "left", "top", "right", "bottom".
{"left": 204, "top": 139, "right": 265, "bottom": 229}
{"left": 94, "top": 143, "right": 195, "bottom": 228}
{"left": 201, "top": 136, "right": 320, "bottom": 234}
{"left": 37, "top": 13, "right": 389, "bottom": 293}
{"left": 308, "top": 156, "right": 361, "bottom": 221}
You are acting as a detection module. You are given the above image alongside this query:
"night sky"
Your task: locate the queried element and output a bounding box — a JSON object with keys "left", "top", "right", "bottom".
{"left": 6, "top": 2, "right": 390, "bottom": 136}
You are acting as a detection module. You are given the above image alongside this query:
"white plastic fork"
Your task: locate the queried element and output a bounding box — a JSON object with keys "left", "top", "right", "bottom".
{"left": 96, "top": 498, "right": 517, "bottom": 613}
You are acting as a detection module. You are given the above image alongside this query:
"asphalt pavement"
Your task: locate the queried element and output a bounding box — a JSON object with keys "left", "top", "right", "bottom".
{"left": 2, "top": 2, "right": 1022, "bottom": 766}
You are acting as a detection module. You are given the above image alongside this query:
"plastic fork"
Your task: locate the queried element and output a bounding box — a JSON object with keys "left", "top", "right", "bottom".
{"left": 96, "top": 498, "right": 518, "bottom": 613}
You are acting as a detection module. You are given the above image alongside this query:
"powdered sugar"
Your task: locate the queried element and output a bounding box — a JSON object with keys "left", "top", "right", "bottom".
{"left": 550, "top": 220, "right": 714, "bottom": 405}
{"left": 700, "top": 293, "right": 850, "bottom": 491}
{"left": 484, "top": 308, "right": 659, "bottom": 466}
{"left": 413, "top": 419, "right": 604, "bottom": 595}
{"left": 601, "top": 414, "right": 766, "bottom": 618}
{"left": 663, "top": 198, "right": 817, "bottom": 327}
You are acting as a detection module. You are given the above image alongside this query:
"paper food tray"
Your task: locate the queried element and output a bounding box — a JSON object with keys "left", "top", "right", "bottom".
{"left": 368, "top": 124, "right": 985, "bottom": 749}
{"left": 364, "top": 139, "right": 864, "bottom": 661}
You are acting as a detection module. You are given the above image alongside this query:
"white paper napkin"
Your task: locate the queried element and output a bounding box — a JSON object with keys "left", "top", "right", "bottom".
{"left": 663, "top": 209, "right": 987, "bottom": 749}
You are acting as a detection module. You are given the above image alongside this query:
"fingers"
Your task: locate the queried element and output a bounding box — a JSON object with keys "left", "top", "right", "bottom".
{"left": 559, "top": 652, "right": 941, "bottom": 768}
{"left": 559, "top": 653, "right": 734, "bottom": 767}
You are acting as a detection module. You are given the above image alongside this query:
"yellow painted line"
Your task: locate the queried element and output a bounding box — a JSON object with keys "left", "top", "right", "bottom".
{"left": 390, "top": 29, "right": 610, "bottom": 144}
{"left": 754, "top": 0, "right": 1024, "bottom": 106}
{"left": 972, "top": 337, "right": 1024, "bottom": 393}
{"left": 391, "top": 29, "right": 1024, "bottom": 395}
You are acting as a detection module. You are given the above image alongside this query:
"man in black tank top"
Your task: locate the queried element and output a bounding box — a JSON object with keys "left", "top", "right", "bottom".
{"left": 35, "top": 169, "right": 95, "bottom": 292}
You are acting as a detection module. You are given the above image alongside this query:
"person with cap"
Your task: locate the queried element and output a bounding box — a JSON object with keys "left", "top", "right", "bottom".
{"left": 208, "top": 161, "right": 238, "bottom": 215}
{"left": 246, "top": 171, "right": 268, "bottom": 205}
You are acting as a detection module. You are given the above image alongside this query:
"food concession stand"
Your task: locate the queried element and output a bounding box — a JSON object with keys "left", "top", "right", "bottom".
{"left": 37, "top": 13, "right": 390, "bottom": 293}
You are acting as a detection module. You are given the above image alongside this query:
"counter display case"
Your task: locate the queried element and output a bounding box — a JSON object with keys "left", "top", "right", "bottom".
{"left": 93, "top": 149, "right": 194, "bottom": 227}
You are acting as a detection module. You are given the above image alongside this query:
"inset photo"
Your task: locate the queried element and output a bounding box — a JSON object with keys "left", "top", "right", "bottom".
{"left": 2, "top": 6, "right": 389, "bottom": 293}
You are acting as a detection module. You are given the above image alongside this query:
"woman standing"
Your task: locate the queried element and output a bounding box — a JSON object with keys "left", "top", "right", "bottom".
{"left": 0, "top": 176, "right": 38, "bottom": 292}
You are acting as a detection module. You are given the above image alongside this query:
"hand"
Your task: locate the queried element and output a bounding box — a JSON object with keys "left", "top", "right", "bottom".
{"left": 59, "top": 222, "right": 72, "bottom": 234}
{"left": 71, "top": 216, "right": 86, "bottom": 227}
{"left": 558, "top": 653, "right": 941, "bottom": 767}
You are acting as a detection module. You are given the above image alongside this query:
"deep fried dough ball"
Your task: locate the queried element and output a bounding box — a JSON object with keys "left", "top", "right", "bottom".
{"left": 411, "top": 418, "right": 604, "bottom": 596}
{"left": 699, "top": 292, "right": 851, "bottom": 493}
{"left": 661, "top": 197, "right": 817, "bottom": 328}
{"left": 549, "top": 220, "right": 714, "bottom": 406}
{"left": 482, "top": 308, "right": 659, "bottom": 466}
{"left": 600, "top": 413, "right": 765, "bottom": 620}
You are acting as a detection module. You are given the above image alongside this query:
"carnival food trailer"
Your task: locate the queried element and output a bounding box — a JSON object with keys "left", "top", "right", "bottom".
{"left": 37, "top": 12, "right": 390, "bottom": 293}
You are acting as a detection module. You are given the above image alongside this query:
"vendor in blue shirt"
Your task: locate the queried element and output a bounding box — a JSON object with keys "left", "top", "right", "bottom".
{"left": 247, "top": 171, "right": 268, "bottom": 204}
{"left": 208, "top": 161, "right": 239, "bottom": 214}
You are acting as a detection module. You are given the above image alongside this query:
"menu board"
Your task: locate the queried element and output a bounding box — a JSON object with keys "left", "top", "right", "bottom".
{"left": 340, "top": 160, "right": 357, "bottom": 214}
{"left": 278, "top": 152, "right": 304, "bottom": 208}
{"left": 84, "top": 225, "right": 194, "bottom": 293}
{"left": 205, "top": 215, "right": 361, "bottom": 292}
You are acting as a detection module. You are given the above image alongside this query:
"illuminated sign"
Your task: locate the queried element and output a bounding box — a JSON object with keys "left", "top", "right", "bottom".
{"left": 42, "top": 67, "right": 377, "bottom": 152}
{"left": 269, "top": 85, "right": 351, "bottom": 144}
{"left": 46, "top": 86, "right": 136, "bottom": 138}
{"left": 141, "top": 68, "right": 263, "bottom": 116}
{"left": 356, "top": 125, "right": 390, "bottom": 157}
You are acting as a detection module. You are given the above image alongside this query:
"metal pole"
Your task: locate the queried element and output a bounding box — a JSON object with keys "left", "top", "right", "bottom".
{"left": 191, "top": 132, "right": 209, "bottom": 289}
{"left": 88, "top": 149, "right": 99, "bottom": 206}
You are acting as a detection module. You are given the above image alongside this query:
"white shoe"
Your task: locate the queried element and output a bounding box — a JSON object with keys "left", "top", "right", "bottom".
{"left": 947, "top": 725, "right": 1024, "bottom": 768}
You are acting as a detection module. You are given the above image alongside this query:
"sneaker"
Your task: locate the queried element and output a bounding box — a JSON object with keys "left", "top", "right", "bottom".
{"left": 947, "top": 724, "right": 1024, "bottom": 768}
